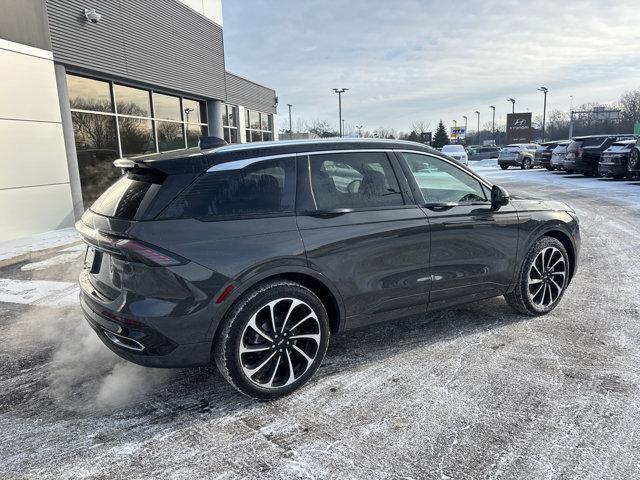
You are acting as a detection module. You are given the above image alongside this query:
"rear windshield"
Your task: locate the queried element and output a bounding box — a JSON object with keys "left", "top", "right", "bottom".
{"left": 442, "top": 145, "right": 464, "bottom": 152}
{"left": 569, "top": 137, "right": 605, "bottom": 150}
{"left": 91, "top": 169, "right": 166, "bottom": 219}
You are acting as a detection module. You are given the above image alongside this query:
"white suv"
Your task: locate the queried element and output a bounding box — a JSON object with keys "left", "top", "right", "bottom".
{"left": 441, "top": 144, "right": 469, "bottom": 165}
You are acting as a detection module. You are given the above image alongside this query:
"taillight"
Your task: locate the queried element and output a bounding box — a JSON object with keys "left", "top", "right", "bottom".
{"left": 116, "top": 239, "right": 187, "bottom": 267}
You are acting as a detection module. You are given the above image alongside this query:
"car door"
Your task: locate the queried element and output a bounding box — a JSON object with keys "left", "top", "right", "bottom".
{"left": 296, "top": 150, "right": 430, "bottom": 330}
{"left": 397, "top": 151, "right": 520, "bottom": 311}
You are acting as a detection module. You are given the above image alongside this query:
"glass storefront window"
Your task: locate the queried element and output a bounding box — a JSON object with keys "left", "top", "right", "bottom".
{"left": 187, "top": 124, "right": 207, "bottom": 148}
{"left": 71, "top": 112, "right": 120, "bottom": 207}
{"left": 183, "top": 98, "right": 205, "bottom": 123}
{"left": 157, "top": 121, "right": 185, "bottom": 151}
{"left": 244, "top": 108, "right": 274, "bottom": 143}
{"left": 114, "top": 84, "right": 151, "bottom": 117}
{"left": 66, "top": 73, "right": 209, "bottom": 206}
{"left": 66, "top": 75, "right": 112, "bottom": 112}
{"left": 154, "top": 93, "right": 182, "bottom": 121}
{"left": 119, "top": 118, "right": 155, "bottom": 156}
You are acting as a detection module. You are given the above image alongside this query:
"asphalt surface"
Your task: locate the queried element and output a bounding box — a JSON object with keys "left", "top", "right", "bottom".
{"left": 1, "top": 165, "right": 640, "bottom": 479}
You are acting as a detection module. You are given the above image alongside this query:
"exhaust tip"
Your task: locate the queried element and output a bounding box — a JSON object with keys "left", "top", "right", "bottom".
{"left": 102, "top": 329, "right": 145, "bottom": 352}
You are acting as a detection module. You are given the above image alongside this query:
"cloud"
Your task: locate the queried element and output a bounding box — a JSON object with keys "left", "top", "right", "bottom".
{"left": 223, "top": 0, "right": 640, "bottom": 132}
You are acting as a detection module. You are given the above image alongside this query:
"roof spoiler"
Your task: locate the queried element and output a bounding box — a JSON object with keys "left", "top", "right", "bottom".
{"left": 199, "top": 136, "right": 227, "bottom": 149}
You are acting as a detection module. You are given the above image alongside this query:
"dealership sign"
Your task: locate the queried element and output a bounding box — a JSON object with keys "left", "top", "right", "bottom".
{"left": 506, "top": 113, "right": 532, "bottom": 143}
{"left": 451, "top": 127, "right": 466, "bottom": 140}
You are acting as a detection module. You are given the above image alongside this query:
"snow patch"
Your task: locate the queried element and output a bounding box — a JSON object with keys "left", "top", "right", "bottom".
{"left": 0, "top": 228, "right": 80, "bottom": 263}
{"left": 20, "top": 251, "right": 84, "bottom": 272}
{"left": 0, "top": 278, "right": 79, "bottom": 307}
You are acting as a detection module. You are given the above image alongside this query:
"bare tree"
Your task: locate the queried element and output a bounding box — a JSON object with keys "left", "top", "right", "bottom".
{"left": 411, "top": 121, "right": 431, "bottom": 137}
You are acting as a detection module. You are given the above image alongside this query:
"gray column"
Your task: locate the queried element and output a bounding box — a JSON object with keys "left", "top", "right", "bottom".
{"left": 206, "top": 100, "right": 224, "bottom": 139}
{"left": 54, "top": 63, "right": 84, "bottom": 220}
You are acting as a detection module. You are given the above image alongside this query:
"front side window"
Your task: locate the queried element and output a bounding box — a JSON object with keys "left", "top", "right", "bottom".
{"left": 310, "top": 153, "right": 404, "bottom": 210}
{"left": 402, "top": 153, "right": 487, "bottom": 204}
{"left": 162, "top": 157, "right": 296, "bottom": 219}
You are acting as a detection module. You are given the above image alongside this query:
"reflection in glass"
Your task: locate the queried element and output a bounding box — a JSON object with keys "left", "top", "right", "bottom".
{"left": 119, "top": 118, "right": 155, "bottom": 156}
{"left": 261, "top": 113, "right": 272, "bottom": 131}
{"left": 114, "top": 84, "right": 151, "bottom": 117}
{"left": 183, "top": 98, "right": 205, "bottom": 123}
{"left": 157, "top": 121, "right": 185, "bottom": 151}
{"left": 187, "top": 124, "right": 207, "bottom": 148}
{"left": 66, "top": 74, "right": 113, "bottom": 112}
{"left": 227, "top": 105, "right": 237, "bottom": 127}
{"left": 250, "top": 130, "right": 262, "bottom": 142}
{"left": 263, "top": 132, "right": 273, "bottom": 142}
{"left": 223, "top": 127, "right": 238, "bottom": 144}
{"left": 153, "top": 93, "right": 181, "bottom": 121}
{"left": 249, "top": 110, "right": 260, "bottom": 130}
{"left": 71, "top": 112, "right": 120, "bottom": 207}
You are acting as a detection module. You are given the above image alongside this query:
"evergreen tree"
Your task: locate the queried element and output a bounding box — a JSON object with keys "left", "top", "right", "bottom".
{"left": 432, "top": 120, "right": 450, "bottom": 149}
{"left": 407, "top": 130, "right": 420, "bottom": 142}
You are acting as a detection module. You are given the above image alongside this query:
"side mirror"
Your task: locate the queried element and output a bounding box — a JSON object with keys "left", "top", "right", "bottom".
{"left": 491, "top": 184, "right": 510, "bottom": 208}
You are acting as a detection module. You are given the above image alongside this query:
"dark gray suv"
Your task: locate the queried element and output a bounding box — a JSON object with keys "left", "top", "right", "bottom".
{"left": 77, "top": 138, "right": 580, "bottom": 398}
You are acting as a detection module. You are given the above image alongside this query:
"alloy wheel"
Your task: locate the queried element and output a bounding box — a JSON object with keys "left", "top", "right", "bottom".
{"left": 629, "top": 149, "right": 639, "bottom": 170}
{"left": 239, "top": 298, "right": 321, "bottom": 389}
{"left": 527, "top": 247, "right": 567, "bottom": 308}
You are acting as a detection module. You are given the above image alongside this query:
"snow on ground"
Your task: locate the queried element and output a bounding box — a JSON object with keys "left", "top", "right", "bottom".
{"left": 1, "top": 167, "right": 640, "bottom": 479}
{"left": 0, "top": 228, "right": 80, "bottom": 266}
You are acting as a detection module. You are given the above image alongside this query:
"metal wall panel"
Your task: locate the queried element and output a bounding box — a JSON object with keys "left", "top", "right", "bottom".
{"left": 225, "top": 72, "right": 277, "bottom": 114}
{"left": 44, "top": 0, "right": 226, "bottom": 100}
{"left": 0, "top": 0, "right": 51, "bottom": 50}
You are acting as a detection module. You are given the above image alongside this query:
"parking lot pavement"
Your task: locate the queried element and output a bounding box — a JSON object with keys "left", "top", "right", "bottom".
{"left": 1, "top": 167, "right": 640, "bottom": 479}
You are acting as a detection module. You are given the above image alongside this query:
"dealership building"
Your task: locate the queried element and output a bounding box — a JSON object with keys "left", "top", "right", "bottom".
{"left": 0, "top": 0, "right": 278, "bottom": 242}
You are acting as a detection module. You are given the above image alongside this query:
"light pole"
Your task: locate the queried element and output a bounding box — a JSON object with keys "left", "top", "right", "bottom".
{"left": 452, "top": 120, "right": 457, "bottom": 142}
{"left": 538, "top": 87, "right": 548, "bottom": 142}
{"left": 489, "top": 106, "right": 495, "bottom": 144}
{"left": 184, "top": 107, "right": 194, "bottom": 123}
{"left": 463, "top": 115, "right": 468, "bottom": 143}
{"left": 333, "top": 88, "right": 348, "bottom": 137}
{"left": 342, "top": 119, "right": 346, "bottom": 137}
{"left": 356, "top": 125, "right": 363, "bottom": 138}
{"left": 286, "top": 103, "right": 293, "bottom": 140}
{"left": 507, "top": 98, "right": 515, "bottom": 114}
{"left": 475, "top": 111, "right": 480, "bottom": 145}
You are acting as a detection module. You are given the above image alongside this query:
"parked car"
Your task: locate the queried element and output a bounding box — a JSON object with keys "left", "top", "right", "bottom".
{"left": 498, "top": 144, "right": 538, "bottom": 169}
{"left": 598, "top": 139, "right": 638, "bottom": 179}
{"left": 441, "top": 144, "right": 469, "bottom": 165}
{"left": 627, "top": 138, "right": 640, "bottom": 178}
{"left": 534, "top": 141, "right": 562, "bottom": 170}
{"left": 550, "top": 141, "right": 571, "bottom": 171}
{"left": 76, "top": 138, "right": 580, "bottom": 399}
{"left": 468, "top": 146, "right": 501, "bottom": 161}
{"left": 563, "top": 135, "right": 636, "bottom": 176}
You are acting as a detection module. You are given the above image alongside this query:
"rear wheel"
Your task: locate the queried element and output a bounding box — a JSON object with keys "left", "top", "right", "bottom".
{"left": 505, "top": 237, "right": 570, "bottom": 316}
{"left": 214, "top": 280, "right": 330, "bottom": 399}
{"left": 521, "top": 157, "right": 532, "bottom": 170}
{"left": 500, "top": 164, "right": 509, "bottom": 170}
{"left": 546, "top": 166, "right": 554, "bottom": 171}
{"left": 629, "top": 149, "right": 639, "bottom": 173}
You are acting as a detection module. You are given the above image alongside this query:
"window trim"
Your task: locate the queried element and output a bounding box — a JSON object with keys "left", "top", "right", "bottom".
{"left": 394, "top": 150, "right": 493, "bottom": 206}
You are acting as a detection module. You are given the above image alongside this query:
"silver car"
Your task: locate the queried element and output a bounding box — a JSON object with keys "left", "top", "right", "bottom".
{"left": 550, "top": 141, "right": 571, "bottom": 170}
{"left": 498, "top": 144, "right": 538, "bottom": 170}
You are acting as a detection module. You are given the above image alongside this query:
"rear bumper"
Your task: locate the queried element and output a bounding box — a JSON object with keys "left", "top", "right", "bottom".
{"left": 564, "top": 157, "right": 595, "bottom": 173}
{"left": 79, "top": 270, "right": 214, "bottom": 368}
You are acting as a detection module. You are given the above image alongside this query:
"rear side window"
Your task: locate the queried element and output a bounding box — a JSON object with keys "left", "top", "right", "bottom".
{"left": 161, "top": 157, "right": 296, "bottom": 219}
{"left": 310, "top": 152, "right": 404, "bottom": 210}
{"left": 91, "top": 169, "right": 166, "bottom": 219}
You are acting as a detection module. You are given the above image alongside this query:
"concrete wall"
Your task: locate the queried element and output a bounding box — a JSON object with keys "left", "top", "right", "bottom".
{"left": 0, "top": 39, "right": 74, "bottom": 242}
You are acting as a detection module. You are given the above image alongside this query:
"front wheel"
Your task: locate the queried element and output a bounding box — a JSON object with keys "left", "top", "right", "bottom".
{"left": 500, "top": 164, "right": 509, "bottom": 170}
{"left": 629, "top": 149, "right": 639, "bottom": 173}
{"left": 521, "top": 158, "right": 532, "bottom": 170}
{"left": 505, "top": 237, "right": 570, "bottom": 316}
{"left": 214, "top": 280, "right": 330, "bottom": 399}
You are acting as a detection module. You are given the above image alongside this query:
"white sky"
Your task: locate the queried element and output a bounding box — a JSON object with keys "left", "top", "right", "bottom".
{"left": 223, "top": 0, "right": 640, "bottom": 133}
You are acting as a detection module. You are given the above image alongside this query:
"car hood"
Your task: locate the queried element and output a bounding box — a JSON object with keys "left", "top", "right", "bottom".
{"left": 510, "top": 197, "right": 574, "bottom": 213}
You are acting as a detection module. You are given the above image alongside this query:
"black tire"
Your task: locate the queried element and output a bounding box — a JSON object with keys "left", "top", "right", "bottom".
{"left": 629, "top": 149, "right": 639, "bottom": 174}
{"left": 500, "top": 164, "right": 509, "bottom": 170}
{"left": 521, "top": 157, "right": 532, "bottom": 170}
{"left": 505, "top": 236, "right": 570, "bottom": 316}
{"left": 546, "top": 166, "right": 554, "bottom": 171}
{"left": 214, "top": 280, "right": 330, "bottom": 399}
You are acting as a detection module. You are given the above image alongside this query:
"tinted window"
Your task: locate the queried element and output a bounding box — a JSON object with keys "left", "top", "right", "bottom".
{"left": 91, "top": 170, "right": 166, "bottom": 219}
{"left": 402, "top": 153, "right": 487, "bottom": 204}
{"left": 66, "top": 74, "right": 112, "bottom": 112}
{"left": 157, "top": 121, "right": 185, "bottom": 151}
{"left": 310, "top": 152, "right": 404, "bottom": 210}
{"left": 153, "top": 93, "right": 182, "bottom": 121}
{"left": 119, "top": 118, "right": 155, "bottom": 156}
{"left": 187, "top": 124, "right": 207, "bottom": 148}
{"left": 162, "top": 157, "right": 296, "bottom": 218}
{"left": 114, "top": 84, "right": 151, "bottom": 117}
{"left": 182, "top": 98, "right": 205, "bottom": 123}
